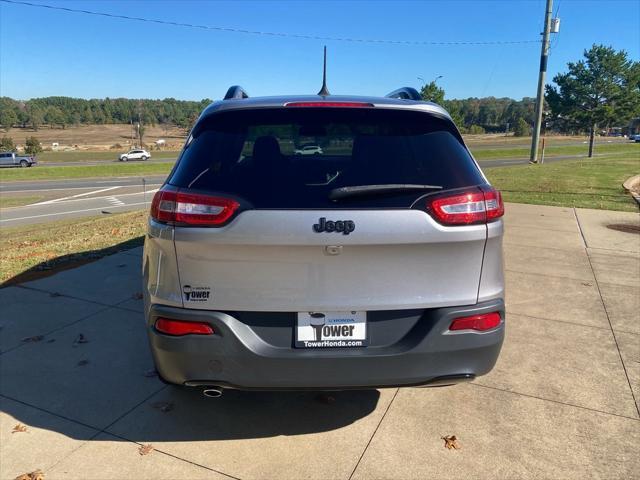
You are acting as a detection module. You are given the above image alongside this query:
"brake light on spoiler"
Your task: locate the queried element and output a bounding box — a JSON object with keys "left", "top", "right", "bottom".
{"left": 426, "top": 186, "right": 504, "bottom": 226}
{"left": 284, "top": 101, "right": 374, "bottom": 108}
{"left": 150, "top": 188, "right": 239, "bottom": 226}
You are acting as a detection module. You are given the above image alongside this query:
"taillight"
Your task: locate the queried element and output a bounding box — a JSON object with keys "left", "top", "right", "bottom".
{"left": 150, "top": 188, "right": 239, "bottom": 226}
{"left": 449, "top": 312, "right": 501, "bottom": 331}
{"left": 481, "top": 186, "right": 505, "bottom": 220}
{"left": 155, "top": 318, "right": 214, "bottom": 336}
{"left": 427, "top": 186, "right": 504, "bottom": 226}
{"left": 284, "top": 101, "right": 374, "bottom": 108}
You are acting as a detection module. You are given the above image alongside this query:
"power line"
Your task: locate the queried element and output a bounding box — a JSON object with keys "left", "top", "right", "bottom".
{"left": 0, "top": 0, "right": 541, "bottom": 47}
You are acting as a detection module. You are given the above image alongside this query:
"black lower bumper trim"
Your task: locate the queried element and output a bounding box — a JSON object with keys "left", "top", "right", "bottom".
{"left": 183, "top": 374, "right": 476, "bottom": 391}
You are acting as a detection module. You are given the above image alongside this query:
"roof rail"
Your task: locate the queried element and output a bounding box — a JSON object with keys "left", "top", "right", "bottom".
{"left": 224, "top": 86, "right": 249, "bottom": 100}
{"left": 385, "top": 87, "right": 422, "bottom": 101}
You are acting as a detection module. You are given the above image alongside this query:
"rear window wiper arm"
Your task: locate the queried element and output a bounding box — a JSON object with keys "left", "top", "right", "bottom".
{"left": 329, "top": 184, "right": 443, "bottom": 201}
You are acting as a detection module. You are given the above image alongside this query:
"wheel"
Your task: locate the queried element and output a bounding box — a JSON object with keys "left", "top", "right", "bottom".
{"left": 141, "top": 155, "right": 148, "bottom": 161}
{"left": 19, "top": 160, "right": 28, "bottom": 167}
{"left": 121, "top": 156, "right": 128, "bottom": 162}
{"left": 314, "top": 152, "right": 321, "bottom": 156}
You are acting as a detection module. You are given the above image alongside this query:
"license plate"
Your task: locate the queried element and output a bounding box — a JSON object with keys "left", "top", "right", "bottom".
{"left": 295, "top": 311, "right": 367, "bottom": 348}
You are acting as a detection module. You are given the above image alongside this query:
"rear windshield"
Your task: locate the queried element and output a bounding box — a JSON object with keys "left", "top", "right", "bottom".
{"left": 168, "top": 108, "right": 484, "bottom": 208}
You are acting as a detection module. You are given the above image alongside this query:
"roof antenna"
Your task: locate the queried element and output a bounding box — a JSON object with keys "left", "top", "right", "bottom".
{"left": 317, "top": 46, "right": 330, "bottom": 96}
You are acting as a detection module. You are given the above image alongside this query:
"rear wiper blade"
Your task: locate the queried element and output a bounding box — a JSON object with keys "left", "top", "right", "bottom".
{"left": 329, "top": 184, "right": 443, "bottom": 201}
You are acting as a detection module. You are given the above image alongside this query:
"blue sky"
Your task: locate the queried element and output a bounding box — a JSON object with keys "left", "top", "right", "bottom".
{"left": 1, "top": 0, "right": 638, "bottom": 101}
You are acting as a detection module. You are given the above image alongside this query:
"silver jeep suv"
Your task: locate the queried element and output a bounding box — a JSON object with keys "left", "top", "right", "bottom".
{"left": 143, "top": 86, "right": 505, "bottom": 393}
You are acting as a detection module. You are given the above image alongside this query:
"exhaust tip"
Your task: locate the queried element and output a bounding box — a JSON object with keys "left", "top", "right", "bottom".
{"left": 203, "top": 387, "right": 223, "bottom": 398}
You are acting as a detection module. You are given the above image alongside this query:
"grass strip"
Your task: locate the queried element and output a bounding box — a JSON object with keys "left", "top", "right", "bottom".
{"left": 0, "top": 210, "right": 147, "bottom": 285}
{"left": 485, "top": 152, "right": 639, "bottom": 212}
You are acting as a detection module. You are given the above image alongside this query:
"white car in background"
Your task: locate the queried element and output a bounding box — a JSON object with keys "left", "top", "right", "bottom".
{"left": 119, "top": 149, "right": 151, "bottom": 161}
{"left": 294, "top": 145, "right": 323, "bottom": 155}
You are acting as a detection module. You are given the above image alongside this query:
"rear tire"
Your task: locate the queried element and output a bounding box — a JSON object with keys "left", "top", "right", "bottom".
{"left": 121, "top": 157, "right": 128, "bottom": 162}
{"left": 19, "top": 160, "right": 28, "bottom": 168}
{"left": 141, "top": 155, "right": 148, "bottom": 161}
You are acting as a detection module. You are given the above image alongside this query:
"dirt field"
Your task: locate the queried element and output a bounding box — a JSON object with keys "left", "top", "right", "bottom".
{"left": 3, "top": 124, "right": 188, "bottom": 151}
{"left": 1, "top": 124, "right": 606, "bottom": 153}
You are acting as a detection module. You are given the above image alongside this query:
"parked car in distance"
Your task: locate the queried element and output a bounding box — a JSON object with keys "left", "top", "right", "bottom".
{"left": 294, "top": 144, "right": 323, "bottom": 155}
{"left": 630, "top": 134, "right": 640, "bottom": 142}
{"left": 0, "top": 151, "right": 37, "bottom": 167}
{"left": 119, "top": 149, "right": 151, "bottom": 161}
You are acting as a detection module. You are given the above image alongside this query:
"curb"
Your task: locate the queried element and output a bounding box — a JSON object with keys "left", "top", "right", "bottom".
{"left": 622, "top": 174, "right": 640, "bottom": 206}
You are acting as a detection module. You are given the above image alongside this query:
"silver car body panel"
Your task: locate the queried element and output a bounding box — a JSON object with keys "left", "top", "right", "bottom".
{"left": 165, "top": 210, "right": 499, "bottom": 312}
{"left": 143, "top": 221, "right": 183, "bottom": 308}
{"left": 144, "top": 96, "right": 505, "bottom": 313}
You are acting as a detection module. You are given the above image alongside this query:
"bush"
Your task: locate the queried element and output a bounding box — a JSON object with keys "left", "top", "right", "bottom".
{"left": 24, "top": 136, "right": 43, "bottom": 155}
{"left": 0, "top": 136, "right": 16, "bottom": 151}
{"left": 514, "top": 118, "right": 531, "bottom": 137}
{"left": 468, "top": 125, "right": 486, "bottom": 134}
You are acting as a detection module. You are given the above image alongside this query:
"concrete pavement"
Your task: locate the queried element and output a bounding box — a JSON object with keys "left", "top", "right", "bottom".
{"left": 0, "top": 203, "right": 638, "bottom": 479}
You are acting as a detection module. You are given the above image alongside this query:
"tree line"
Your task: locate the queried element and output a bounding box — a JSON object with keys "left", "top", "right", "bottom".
{"left": 0, "top": 96, "right": 212, "bottom": 131}
{"left": 1, "top": 44, "right": 638, "bottom": 150}
{"left": 0, "top": 93, "right": 537, "bottom": 134}
{"left": 420, "top": 44, "right": 640, "bottom": 146}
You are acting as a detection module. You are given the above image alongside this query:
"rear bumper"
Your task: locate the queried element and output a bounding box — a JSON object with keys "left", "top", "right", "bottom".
{"left": 146, "top": 299, "right": 505, "bottom": 390}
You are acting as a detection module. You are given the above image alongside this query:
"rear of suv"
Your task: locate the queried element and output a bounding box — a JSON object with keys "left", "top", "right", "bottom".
{"left": 143, "top": 86, "right": 505, "bottom": 391}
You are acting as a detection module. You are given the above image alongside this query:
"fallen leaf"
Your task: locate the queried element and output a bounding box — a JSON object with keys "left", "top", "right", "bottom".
{"left": 442, "top": 435, "right": 460, "bottom": 450}
{"left": 151, "top": 401, "right": 174, "bottom": 413}
{"left": 72, "top": 334, "right": 88, "bottom": 347}
{"left": 12, "top": 423, "right": 28, "bottom": 433}
{"left": 143, "top": 369, "right": 158, "bottom": 378}
{"left": 139, "top": 444, "right": 154, "bottom": 456}
{"left": 14, "top": 469, "right": 44, "bottom": 480}
{"left": 77, "top": 359, "right": 90, "bottom": 367}
{"left": 21, "top": 335, "right": 44, "bottom": 343}
{"left": 132, "top": 292, "right": 144, "bottom": 300}
{"left": 46, "top": 339, "right": 56, "bottom": 344}
{"left": 117, "top": 263, "right": 126, "bottom": 268}
{"left": 49, "top": 292, "right": 61, "bottom": 298}
{"left": 581, "top": 282, "right": 593, "bottom": 287}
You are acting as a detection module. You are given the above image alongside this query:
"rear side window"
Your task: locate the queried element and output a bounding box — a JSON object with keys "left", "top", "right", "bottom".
{"left": 169, "top": 108, "right": 484, "bottom": 208}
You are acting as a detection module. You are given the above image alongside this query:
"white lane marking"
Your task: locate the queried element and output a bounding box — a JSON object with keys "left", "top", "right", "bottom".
{"left": 0, "top": 202, "right": 149, "bottom": 223}
{"left": 106, "top": 196, "right": 126, "bottom": 206}
{"left": 10, "top": 184, "right": 163, "bottom": 193}
{"left": 21, "top": 188, "right": 159, "bottom": 208}
{"left": 30, "top": 186, "right": 121, "bottom": 205}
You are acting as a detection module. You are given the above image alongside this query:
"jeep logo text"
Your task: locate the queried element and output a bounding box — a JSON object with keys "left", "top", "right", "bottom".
{"left": 313, "top": 217, "right": 355, "bottom": 235}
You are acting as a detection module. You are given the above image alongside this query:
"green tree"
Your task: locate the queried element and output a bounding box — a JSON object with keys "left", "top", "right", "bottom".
{"left": 420, "top": 81, "right": 445, "bottom": 105}
{"left": 137, "top": 124, "right": 146, "bottom": 146}
{"left": 0, "top": 108, "right": 17, "bottom": 131}
{"left": 24, "top": 136, "right": 43, "bottom": 155}
{"left": 545, "top": 44, "right": 640, "bottom": 157}
{"left": 513, "top": 118, "right": 531, "bottom": 137}
{"left": 468, "top": 125, "right": 486, "bottom": 134}
{"left": 0, "top": 136, "right": 16, "bottom": 151}
{"left": 44, "top": 106, "right": 65, "bottom": 129}
{"left": 28, "top": 105, "right": 44, "bottom": 131}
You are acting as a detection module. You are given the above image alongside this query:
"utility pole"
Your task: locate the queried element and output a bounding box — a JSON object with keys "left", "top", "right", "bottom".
{"left": 529, "top": 0, "right": 553, "bottom": 164}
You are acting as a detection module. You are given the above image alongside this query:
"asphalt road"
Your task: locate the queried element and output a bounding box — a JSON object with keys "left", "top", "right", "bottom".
{"left": 0, "top": 150, "right": 627, "bottom": 227}
{"left": 0, "top": 175, "right": 168, "bottom": 193}
{"left": 0, "top": 182, "right": 163, "bottom": 227}
{"left": 41, "top": 158, "right": 177, "bottom": 167}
